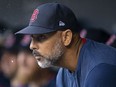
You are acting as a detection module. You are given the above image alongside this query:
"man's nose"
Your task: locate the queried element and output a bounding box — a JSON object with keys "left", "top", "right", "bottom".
{"left": 30, "top": 40, "right": 37, "bottom": 50}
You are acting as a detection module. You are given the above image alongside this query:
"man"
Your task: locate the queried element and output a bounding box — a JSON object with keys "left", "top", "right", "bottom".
{"left": 16, "top": 3, "right": 116, "bottom": 87}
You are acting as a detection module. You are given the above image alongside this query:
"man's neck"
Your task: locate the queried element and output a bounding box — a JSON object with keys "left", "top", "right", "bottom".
{"left": 66, "top": 38, "right": 83, "bottom": 72}
{"left": 57, "top": 37, "right": 84, "bottom": 72}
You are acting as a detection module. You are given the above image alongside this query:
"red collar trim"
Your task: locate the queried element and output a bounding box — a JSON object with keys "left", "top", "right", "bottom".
{"left": 82, "top": 38, "right": 86, "bottom": 44}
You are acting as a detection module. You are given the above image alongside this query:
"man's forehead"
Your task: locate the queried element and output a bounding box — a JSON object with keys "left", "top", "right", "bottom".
{"left": 31, "top": 34, "right": 42, "bottom": 37}
{"left": 31, "top": 31, "right": 58, "bottom": 37}
{"left": 31, "top": 33, "right": 47, "bottom": 37}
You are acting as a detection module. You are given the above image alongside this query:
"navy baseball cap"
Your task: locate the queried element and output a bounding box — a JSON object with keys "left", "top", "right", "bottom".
{"left": 15, "top": 3, "right": 82, "bottom": 34}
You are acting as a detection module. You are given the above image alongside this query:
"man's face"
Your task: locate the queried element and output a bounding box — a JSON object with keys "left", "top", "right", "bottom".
{"left": 30, "top": 31, "right": 65, "bottom": 68}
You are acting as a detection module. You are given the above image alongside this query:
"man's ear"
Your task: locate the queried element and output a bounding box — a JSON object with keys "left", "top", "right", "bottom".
{"left": 62, "top": 29, "right": 73, "bottom": 46}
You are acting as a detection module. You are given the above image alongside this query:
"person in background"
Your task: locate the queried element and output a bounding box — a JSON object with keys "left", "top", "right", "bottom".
{"left": 80, "top": 28, "right": 110, "bottom": 43}
{"left": 16, "top": 3, "right": 116, "bottom": 87}
{"left": 106, "top": 34, "right": 116, "bottom": 48}
{"left": 1, "top": 32, "right": 56, "bottom": 87}
{"left": 17, "top": 47, "right": 56, "bottom": 87}
{"left": 0, "top": 46, "right": 10, "bottom": 87}
{"left": 0, "top": 47, "right": 18, "bottom": 87}
{"left": 80, "top": 28, "right": 116, "bottom": 48}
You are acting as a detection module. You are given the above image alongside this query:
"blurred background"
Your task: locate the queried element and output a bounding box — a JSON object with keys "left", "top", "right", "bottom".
{"left": 0, "top": 0, "right": 116, "bottom": 34}
{"left": 0, "top": 0, "right": 116, "bottom": 87}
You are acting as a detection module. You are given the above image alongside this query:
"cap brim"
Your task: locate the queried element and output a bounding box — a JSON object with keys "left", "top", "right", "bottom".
{"left": 15, "top": 26, "right": 56, "bottom": 35}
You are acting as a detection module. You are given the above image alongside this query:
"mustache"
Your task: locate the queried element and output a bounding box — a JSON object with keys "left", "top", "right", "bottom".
{"left": 32, "top": 50, "right": 43, "bottom": 57}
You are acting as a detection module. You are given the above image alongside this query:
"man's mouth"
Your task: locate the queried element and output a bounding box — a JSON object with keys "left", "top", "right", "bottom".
{"left": 32, "top": 51, "right": 42, "bottom": 61}
{"left": 34, "top": 56, "right": 42, "bottom": 61}
{"left": 32, "top": 50, "right": 41, "bottom": 56}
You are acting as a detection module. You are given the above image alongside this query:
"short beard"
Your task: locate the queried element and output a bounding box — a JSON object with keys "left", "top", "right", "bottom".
{"left": 37, "top": 39, "right": 64, "bottom": 68}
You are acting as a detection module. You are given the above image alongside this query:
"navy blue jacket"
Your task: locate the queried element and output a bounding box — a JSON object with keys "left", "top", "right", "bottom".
{"left": 56, "top": 39, "right": 116, "bottom": 87}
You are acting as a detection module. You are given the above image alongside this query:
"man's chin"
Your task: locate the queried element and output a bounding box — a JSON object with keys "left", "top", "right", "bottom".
{"left": 37, "top": 61, "right": 51, "bottom": 68}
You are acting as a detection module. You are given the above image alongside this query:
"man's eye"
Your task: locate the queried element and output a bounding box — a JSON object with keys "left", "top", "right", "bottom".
{"left": 36, "top": 35, "right": 46, "bottom": 41}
